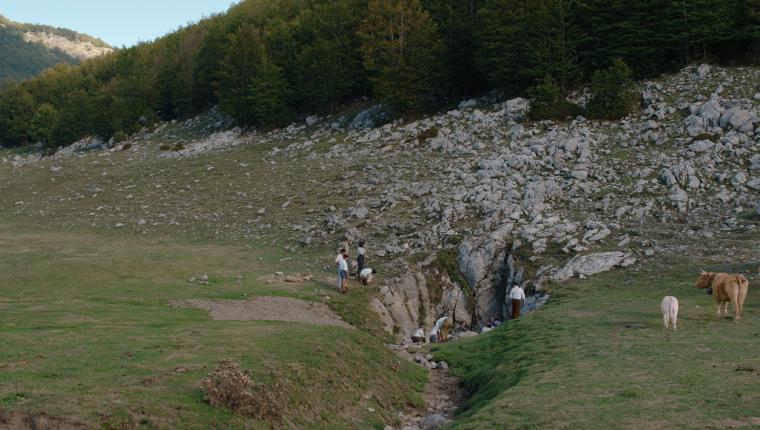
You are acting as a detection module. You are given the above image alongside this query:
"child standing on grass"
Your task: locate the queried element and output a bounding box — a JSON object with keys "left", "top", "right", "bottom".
{"left": 336, "top": 249, "right": 347, "bottom": 292}
{"left": 337, "top": 249, "right": 349, "bottom": 294}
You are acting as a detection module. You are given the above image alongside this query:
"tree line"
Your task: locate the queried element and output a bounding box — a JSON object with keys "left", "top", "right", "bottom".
{"left": 0, "top": 0, "right": 758, "bottom": 148}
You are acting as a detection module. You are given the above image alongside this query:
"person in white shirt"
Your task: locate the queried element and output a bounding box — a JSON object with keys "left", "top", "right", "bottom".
{"left": 509, "top": 284, "right": 526, "bottom": 318}
{"left": 338, "top": 239, "right": 353, "bottom": 270}
{"left": 412, "top": 327, "right": 425, "bottom": 344}
{"left": 480, "top": 323, "right": 493, "bottom": 334}
{"left": 335, "top": 249, "right": 346, "bottom": 291}
{"left": 430, "top": 316, "right": 453, "bottom": 343}
{"left": 360, "top": 268, "right": 376, "bottom": 286}
{"left": 336, "top": 250, "right": 349, "bottom": 293}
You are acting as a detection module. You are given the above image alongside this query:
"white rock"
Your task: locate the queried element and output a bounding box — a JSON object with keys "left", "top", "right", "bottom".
{"left": 688, "top": 140, "right": 714, "bottom": 153}
{"left": 420, "top": 414, "right": 450, "bottom": 430}
{"left": 571, "top": 170, "right": 589, "bottom": 180}
{"left": 731, "top": 172, "right": 748, "bottom": 187}
{"left": 551, "top": 252, "right": 634, "bottom": 282}
{"left": 746, "top": 178, "right": 760, "bottom": 190}
{"left": 697, "top": 64, "right": 712, "bottom": 78}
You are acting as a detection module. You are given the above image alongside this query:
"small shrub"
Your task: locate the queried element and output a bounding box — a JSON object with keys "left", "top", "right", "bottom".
{"left": 112, "top": 130, "right": 129, "bottom": 143}
{"left": 201, "top": 358, "right": 288, "bottom": 421}
{"left": 692, "top": 132, "right": 720, "bottom": 142}
{"left": 417, "top": 125, "right": 440, "bottom": 142}
{"left": 527, "top": 77, "right": 581, "bottom": 121}
{"left": 586, "top": 59, "right": 639, "bottom": 119}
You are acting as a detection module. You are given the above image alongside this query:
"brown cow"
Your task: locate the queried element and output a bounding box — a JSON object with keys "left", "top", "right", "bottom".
{"left": 694, "top": 272, "right": 749, "bottom": 321}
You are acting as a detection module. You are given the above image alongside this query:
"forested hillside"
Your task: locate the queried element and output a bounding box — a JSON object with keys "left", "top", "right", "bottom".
{"left": 0, "top": 0, "right": 758, "bottom": 148}
{"left": 0, "top": 14, "right": 111, "bottom": 81}
{"left": 0, "top": 25, "right": 77, "bottom": 80}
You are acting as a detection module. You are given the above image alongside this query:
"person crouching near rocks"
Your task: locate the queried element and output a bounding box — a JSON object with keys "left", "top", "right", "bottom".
{"left": 412, "top": 327, "right": 425, "bottom": 344}
{"left": 429, "top": 316, "right": 453, "bottom": 343}
{"left": 360, "top": 268, "right": 376, "bottom": 286}
{"left": 509, "top": 284, "right": 526, "bottom": 319}
{"left": 335, "top": 249, "right": 349, "bottom": 293}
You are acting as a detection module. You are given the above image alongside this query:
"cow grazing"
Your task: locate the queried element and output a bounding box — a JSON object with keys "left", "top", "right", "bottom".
{"left": 661, "top": 296, "right": 679, "bottom": 330}
{"left": 694, "top": 271, "right": 749, "bottom": 321}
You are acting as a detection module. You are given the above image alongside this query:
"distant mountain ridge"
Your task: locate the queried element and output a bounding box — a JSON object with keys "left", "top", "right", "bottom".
{"left": 0, "top": 14, "right": 112, "bottom": 80}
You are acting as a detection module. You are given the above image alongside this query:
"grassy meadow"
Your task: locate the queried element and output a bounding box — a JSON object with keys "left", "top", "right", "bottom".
{"left": 434, "top": 230, "right": 760, "bottom": 429}
{"left": 0, "top": 223, "right": 425, "bottom": 429}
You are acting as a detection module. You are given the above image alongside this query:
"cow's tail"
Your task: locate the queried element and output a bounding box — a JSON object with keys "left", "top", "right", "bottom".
{"left": 738, "top": 275, "right": 749, "bottom": 303}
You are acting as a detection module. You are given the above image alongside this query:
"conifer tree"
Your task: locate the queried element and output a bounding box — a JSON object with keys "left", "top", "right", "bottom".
{"left": 478, "top": 0, "right": 579, "bottom": 94}
{"left": 359, "top": 0, "right": 445, "bottom": 113}
{"left": 586, "top": 59, "right": 639, "bottom": 119}
{"left": 29, "top": 103, "right": 60, "bottom": 148}
{"left": 247, "top": 58, "right": 290, "bottom": 127}
{"left": 0, "top": 83, "right": 35, "bottom": 145}
{"left": 216, "top": 24, "right": 266, "bottom": 124}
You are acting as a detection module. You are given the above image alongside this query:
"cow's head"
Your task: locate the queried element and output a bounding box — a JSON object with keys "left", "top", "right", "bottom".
{"left": 694, "top": 271, "right": 713, "bottom": 289}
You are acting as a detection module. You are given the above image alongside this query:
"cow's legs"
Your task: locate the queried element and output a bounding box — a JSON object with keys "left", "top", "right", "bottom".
{"left": 663, "top": 312, "right": 669, "bottom": 328}
{"left": 727, "top": 289, "right": 740, "bottom": 321}
{"left": 738, "top": 282, "right": 748, "bottom": 319}
{"left": 671, "top": 311, "right": 677, "bottom": 330}
{"left": 715, "top": 301, "right": 723, "bottom": 318}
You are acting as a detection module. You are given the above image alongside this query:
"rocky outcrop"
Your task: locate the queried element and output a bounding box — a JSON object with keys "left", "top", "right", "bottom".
{"left": 349, "top": 104, "right": 391, "bottom": 129}
{"left": 23, "top": 31, "right": 112, "bottom": 60}
{"left": 458, "top": 238, "right": 509, "bottom": 321}
{"left": 370, "top": 266, "right": 473, "bottom": 343}
{"left": 550, "top": 252, "right": 636, "bottom": 282}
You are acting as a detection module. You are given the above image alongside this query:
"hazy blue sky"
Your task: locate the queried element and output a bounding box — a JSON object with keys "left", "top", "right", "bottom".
{"left": 1, "top": 1, "right": 237, "bottom": 47}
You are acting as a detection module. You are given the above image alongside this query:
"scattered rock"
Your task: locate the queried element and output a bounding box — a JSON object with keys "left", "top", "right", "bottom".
{"left": 552, "top": 252, "right": 635, "bottom": 282}
{"left": 420, "top": 414, "right": 450, "bottom": 430}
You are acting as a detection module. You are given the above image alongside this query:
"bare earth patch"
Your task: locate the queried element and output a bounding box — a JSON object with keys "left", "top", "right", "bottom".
{"left": 715, "top": 417, "right": 760, "bottom": 428}
{"left": 171, "top": 296, "right": 353, "bottom": 329}
{"left": 0, "top": 410, "right": 86, "bottom": 430}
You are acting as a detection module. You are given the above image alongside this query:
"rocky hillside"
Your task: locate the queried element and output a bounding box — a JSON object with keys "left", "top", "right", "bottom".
{"left": 0, "top": 14, "right": 111, "bottom": 80}
{"left": 22, "top": 31, "right": 112, "bottom": 60}
{"left": 2, "top": 65, "right": 759, "bottom": 342}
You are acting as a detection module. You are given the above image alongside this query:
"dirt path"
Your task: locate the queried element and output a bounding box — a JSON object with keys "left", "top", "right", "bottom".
{"left": 388, "top": 346, "right": 467, "bottom": 429}
{"left": 171, "top": 296, "right": 353, "bottom": 329}
{"left": 423, "top": 368, "right": 466, "bottom": 419}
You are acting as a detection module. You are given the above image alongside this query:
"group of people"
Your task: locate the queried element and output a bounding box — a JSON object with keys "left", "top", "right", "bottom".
{"left": 410, "top": 283, "right": 527, "bottom": 344}
{"left": 335, "top": 239, "right": 376, "bottom": 294}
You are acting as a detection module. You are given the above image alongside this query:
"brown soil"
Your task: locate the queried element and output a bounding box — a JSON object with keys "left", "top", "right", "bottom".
{"left": 423, "top": 369, "right": 467, "bottom": 419}
{"left": 0, "top": 410, "right": 86, "bottom": 430}
{"left": 394, "top": 367, "right": 467, "bottom": 429}
{"left": 716, "top": 417, "right": 760, "bottom": 428}
{"left": 171, "top": 296, "right": 353, "bottom": 329}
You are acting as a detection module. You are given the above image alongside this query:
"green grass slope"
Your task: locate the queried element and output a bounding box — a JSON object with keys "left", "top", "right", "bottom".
{"left": 434, "top": 232, "right": 760, "bottom": 429}
{"left": 0, "top": 224, "right": 425, "bottom": 429}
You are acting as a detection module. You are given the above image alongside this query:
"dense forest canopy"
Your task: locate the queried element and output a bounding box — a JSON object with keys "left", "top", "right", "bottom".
{"left": 0, "top": 0, "right": 758, "bottom": 148}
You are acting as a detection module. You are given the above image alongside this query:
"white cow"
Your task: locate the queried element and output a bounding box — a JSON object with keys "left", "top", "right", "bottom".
{"left": 661, "top": 296, "right": 679, "bottom": 330}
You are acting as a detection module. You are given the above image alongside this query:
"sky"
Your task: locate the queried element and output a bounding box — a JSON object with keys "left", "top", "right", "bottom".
{"left": 1, "top": 0, "right": 238, "bottom": 47}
